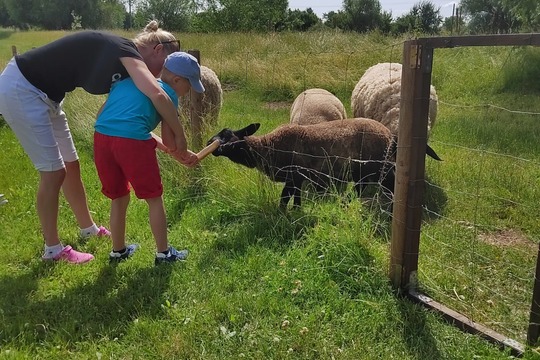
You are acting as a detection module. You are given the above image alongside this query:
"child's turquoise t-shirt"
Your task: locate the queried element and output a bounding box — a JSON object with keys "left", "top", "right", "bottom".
{"left": 95, "top": 78, "right": 178, "bottom": 140}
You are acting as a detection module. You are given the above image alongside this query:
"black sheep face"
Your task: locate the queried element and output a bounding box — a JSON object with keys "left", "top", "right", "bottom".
{"left": 207, "top": 123, "right": 261, "bottom": 167}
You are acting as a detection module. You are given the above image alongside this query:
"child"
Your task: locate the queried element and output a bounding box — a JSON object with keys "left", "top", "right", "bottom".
{"left": 93, "top": 51, "right": 204, "bottom": 265}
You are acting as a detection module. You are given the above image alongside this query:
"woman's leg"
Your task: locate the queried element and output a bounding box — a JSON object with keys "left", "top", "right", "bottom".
{"left": 38, "top": 169, "right": 66, "bottom": 246}
{"left": 62, "top": 160, "right": 94, "bottom": 229}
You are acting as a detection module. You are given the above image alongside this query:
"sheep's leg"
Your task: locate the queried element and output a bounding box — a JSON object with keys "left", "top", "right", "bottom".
{"left": 354, "top": 182, "right": 364, "bottom": 197}
{"left": 292, "top": 185, "right": 302, "bottom": 207}
{"left": 380, "top": 168, "right": 395, "bottom": 196}
{"left": 280, "top": 182, "right": 296, "bottom": 208}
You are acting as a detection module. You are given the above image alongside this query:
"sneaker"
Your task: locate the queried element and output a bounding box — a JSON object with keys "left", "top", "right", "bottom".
{"left": 42, "top": 245, "right": 94, "bottom": 264}
{"left": 155, "top": 246, "right": 189, "bottom": 265}
{"left": 80, "top": 225, "right": 111, "bottom": 239}
{"left": 109, "top": 244, "right": 139, "bottom": 263}
{"left": 96, "top": 226, "right": 111, "bottom": 237}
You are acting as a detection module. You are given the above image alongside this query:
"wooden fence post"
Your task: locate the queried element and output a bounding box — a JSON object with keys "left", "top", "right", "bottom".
{"left": 11, "top": 45, "right": 17, "bottom": 56}
{"left": 187, "top": 49, "right": 203, "bottom": 150}
{"left": 527, "top": 242, "right": 540, "bottom": 345}
{"left": 389, "top": 40, "right": 434, "bottom": 290}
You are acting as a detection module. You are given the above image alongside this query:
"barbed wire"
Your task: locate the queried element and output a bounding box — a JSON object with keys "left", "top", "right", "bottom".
{"left": 440, "top": 100, "right": 540, "bottom": 116}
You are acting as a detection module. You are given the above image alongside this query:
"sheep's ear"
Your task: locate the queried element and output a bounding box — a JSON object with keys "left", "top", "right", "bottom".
{"left": 236, "top": 123, "right": 260, "bottom": 138}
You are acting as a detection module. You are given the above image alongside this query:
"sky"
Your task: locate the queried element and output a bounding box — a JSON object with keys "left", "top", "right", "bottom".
{"left": 288, "top": 0, "right": 458, "bottom": 19}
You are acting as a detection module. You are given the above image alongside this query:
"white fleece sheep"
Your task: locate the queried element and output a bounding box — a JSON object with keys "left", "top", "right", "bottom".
{"left": 290, "top": 88, "right": 347, "bottom": 125}
{"left": 180, "top": 65, "right": 223, "bottom": 125}
{"left": 351, "top": 62, "right": 438, "bottom": 136}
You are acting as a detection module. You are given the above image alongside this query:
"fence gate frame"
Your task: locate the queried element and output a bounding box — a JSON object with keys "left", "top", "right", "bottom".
{"left": 389, "top": 33, "right": 540, "bottom": 357}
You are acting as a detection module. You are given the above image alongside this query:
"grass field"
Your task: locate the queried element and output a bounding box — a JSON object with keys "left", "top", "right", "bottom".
{"left": 1, "top": 28, "right": 540, "bottom": 359}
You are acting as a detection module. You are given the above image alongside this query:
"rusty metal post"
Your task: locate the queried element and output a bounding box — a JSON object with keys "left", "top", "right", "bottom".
{"left": 390, "top": 40, "right": 434, "bottom": 290}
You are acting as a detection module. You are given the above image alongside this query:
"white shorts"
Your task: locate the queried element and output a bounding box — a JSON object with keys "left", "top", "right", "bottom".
{"left": 0, "top": 58, "right": 78, "bottom": 172}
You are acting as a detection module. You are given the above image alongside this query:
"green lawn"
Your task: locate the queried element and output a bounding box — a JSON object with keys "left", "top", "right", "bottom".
{"left": 1, "top": 29, "right": 540, "bottom": 359}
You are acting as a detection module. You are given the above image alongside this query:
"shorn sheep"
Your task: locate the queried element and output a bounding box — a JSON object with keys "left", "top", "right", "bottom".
{"left": 180, "top": 65, "right": 223, "bottom": 124}
{"left": 290, "top": 88, "right": 347, "bottom": 125}
{"left": 351, "top": 62, "right": 438, "bottom": 136}
{"left": 207, "top": 118, "right": 441, "bottom": 208}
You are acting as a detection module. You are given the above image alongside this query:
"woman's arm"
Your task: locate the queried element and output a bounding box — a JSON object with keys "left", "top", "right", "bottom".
{"left": 120, "top": 57, "right": 188, "bottom": 153}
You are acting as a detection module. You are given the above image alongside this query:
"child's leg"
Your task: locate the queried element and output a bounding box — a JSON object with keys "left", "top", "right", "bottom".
{"left": 110, "top": 194, "right": 130, "bottom": 251}
{"left": 145, "top": 196, "right": 168, "bottom": 252}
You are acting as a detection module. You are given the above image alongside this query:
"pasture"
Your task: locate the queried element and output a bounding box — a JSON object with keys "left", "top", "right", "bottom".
{"left": 1, "top": 29, "right": 540, "bottom": 359}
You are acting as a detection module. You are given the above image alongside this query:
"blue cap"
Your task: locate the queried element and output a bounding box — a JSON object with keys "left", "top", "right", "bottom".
{"left": 164, "top": 52, "right": 205, "bottom": 93}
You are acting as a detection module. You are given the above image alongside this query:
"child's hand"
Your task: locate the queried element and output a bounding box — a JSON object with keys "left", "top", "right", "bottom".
{"left": 170, "top": 149, "right": 199, "bottom": 168}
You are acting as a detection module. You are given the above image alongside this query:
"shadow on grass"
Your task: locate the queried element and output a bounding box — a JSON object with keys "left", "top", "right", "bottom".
{"left": 0, "top": 260, "right": 175, "bottom": 344}
{"left": 397, "top": 298, "right": 443, "bottom": 360}
{"left": 202, "top": 207, "right": 317, "bottom": 260}
{"left": 0, "top": 29, "right": 15, "bottom": 41}
{"left": 165, "top": 166, "right": 214, "bottom": 226}
{"left": 423, "top": 176, "right": 448, "bottom": 221}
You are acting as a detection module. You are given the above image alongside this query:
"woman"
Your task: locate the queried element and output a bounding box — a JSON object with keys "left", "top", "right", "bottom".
{"left": 0, "top": 21, "right": 198, "bottom": 264}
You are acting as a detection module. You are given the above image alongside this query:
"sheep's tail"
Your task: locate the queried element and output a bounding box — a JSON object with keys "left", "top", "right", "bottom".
{"left": 426, "top": 144, "right": 442, "bottom": 161}
{"left": 392, "top": 136, "right": 442, "bottom": 161}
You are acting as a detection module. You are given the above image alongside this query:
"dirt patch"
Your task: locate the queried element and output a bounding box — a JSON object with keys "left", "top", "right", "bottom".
{"left": 264, "top": 101, "right": 291, "bottom": 110}
{"left": 221, "top": 82, "right": 239, "bottom": 92}
{"left": 478, "top": 229, "right": 536, "bottom": 249}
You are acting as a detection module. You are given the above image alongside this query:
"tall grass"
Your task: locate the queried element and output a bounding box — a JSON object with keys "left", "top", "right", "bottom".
{"left": 1, "top": 29, "right": 539, "bottom": 359}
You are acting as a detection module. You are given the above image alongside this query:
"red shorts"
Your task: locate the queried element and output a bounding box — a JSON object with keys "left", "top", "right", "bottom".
{"left": 94, "top": 132, "right": 163, "bottom": 200}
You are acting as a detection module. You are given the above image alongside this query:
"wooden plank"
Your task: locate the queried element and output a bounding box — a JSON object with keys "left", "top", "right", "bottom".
{"left": 528, "top": 242, "right": 540, "bottom": 345}
{"left": 420, "top": 33, "right": 540, "bottom": 49}
{"left": 409, "top": 290, "right": 525, "bottom": 357}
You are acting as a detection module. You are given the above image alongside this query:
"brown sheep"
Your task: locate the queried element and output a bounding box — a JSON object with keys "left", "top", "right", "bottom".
{"left": 208, "top": 118, "right": 400, "bottom": 208}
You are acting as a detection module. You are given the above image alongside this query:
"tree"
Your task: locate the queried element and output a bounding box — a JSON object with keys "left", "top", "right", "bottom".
{"left": 392, "top": 1, "right": 442, "bottom": 35}
{"left": 502, "top": 0, "right": 540, "bottom": 31}
{"left": 191, "top": 0, "right": 288, "bottom": 32}
{"left": 324, "top": 10, "right": 349, "bottom": 30}
{"left": 134, "top": 0, "right": 197, "bottom": 31}
{"left": 95, "top": 0, "right": 126, "bottom": 29}
{"left": 442, "top": 10, "right": 466, "bottom": 34}
{"left": 461, "top": 0, "right": 519, "bottom": 34}
{"left": 279, "top": 8, "right": 321, "bottom": 31}
{"left": 342, "top": 0, "right": 384, "bottom": 32}
{"left": 122, "top": 0, "right": 140, "bottom": 29}
{"left": 4, "top": 0, "right": 38, "bottom": 28}
{"left": 0, "top": 0, "right": 14, "bottom": 27}
{"left": 3, "top": 0, "right": 125, "bottom": 30}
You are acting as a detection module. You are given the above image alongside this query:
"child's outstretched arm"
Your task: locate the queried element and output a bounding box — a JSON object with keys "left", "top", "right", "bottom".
{"left": 160, "top": 122, "right": 199, "bottom": 168}
{"left": 160, "top": 121, "right": 175, "bottom": 150}
{"left": 151, "top": 132, "right": 168, "bottom": 152}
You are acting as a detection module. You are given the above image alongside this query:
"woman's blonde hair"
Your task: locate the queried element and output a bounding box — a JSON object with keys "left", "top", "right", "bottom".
{"left": 133, "top": 20, "right": 180, "bottom": 52}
